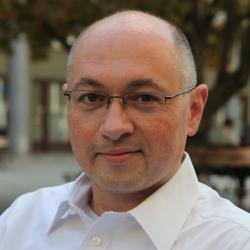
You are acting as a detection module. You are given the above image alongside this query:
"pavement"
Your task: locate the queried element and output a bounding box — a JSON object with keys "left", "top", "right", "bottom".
{"left": 1, "top": 152, "right": 250, "bottom": 214}
{"left": 0, "top": 152, "right": 80, "bottom": 213}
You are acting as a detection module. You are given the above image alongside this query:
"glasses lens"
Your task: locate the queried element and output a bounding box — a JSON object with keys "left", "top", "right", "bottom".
{"left": 71, "top": 91, "right": 108, "bottom": 111}
{"left": 67, "top": 90, "right": 182, "bottom": 116}
{"left": 125, "top": 93, "right": 164, "bottom": 111}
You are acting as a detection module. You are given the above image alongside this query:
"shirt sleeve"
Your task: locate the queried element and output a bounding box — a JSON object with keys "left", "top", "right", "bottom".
{"left": 0, "top": 196, "right": 22, "bottom": 247}
{"left": 0, "top": 207, "right": 11, "bottom": 247}
{"left": 242, "top": 237, "right": 250, "bottom": 250}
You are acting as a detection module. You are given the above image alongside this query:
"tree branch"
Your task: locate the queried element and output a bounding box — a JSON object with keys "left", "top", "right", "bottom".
{"left": 216, "top": 0, "right": 239, "bottom": 85}
{"left": 238, "top": 21, "right": 250, "bottom": 83}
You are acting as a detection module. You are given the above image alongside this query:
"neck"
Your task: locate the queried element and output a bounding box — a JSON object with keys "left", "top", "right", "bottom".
{"left": 89, "top": 182, "right": 160, "bottom": 215}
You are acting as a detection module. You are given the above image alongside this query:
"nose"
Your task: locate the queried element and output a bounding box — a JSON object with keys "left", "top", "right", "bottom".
{"left": 99, "top": 100, "right": 134, "bottom": 141}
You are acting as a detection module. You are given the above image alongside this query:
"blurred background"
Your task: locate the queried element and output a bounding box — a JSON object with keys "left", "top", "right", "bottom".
{"left": 0, "top": 0, "right": 250, "bottom": 213}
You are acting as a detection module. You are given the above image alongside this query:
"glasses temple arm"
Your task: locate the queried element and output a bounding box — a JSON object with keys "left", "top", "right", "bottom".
{"left": 165, "top": 85, "right": 196, "bottom": 100}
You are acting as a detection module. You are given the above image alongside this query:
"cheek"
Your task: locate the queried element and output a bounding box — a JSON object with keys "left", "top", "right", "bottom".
{"left": 142, "top": 118, "right": 173, "bottom": 153}
{"left": 68, "top": 111, "right": 97, "bottom": 157}
{"left": 142, "top": 111, "right": 187, "bottom": 154}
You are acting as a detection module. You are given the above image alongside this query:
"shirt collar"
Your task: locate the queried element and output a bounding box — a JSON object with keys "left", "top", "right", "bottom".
{"left": 129, "top": 153, "right": 199, "bottom": 250}
{"left": 48, "top": 173, "right": 91, "bottom": 233}
{"left": 48, "top": 153, "right": 199, "bottom": 250}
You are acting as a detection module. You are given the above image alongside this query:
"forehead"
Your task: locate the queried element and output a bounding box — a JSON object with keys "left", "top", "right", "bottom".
{"left": 69, "top": 17, "right": 180, "bottom": 90}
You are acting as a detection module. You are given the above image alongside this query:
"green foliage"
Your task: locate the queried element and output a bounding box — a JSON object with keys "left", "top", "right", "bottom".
{"left": 0, "top": 0, "right": 205, "bottom": 57}
{"left": 0, "top": 0, "right": 250, "bottom": 134}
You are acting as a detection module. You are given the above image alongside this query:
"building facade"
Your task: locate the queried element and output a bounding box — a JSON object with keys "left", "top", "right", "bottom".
{"left": 0, "top": 36, "right": 250, "bottom": 154}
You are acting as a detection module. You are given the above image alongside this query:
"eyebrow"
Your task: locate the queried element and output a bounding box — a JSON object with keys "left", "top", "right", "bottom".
{"left": 124, "top": 79, "right": 166, "bottom": 93}
{"left": 71, "top": 77, "right": 166, "bottom": 93}
{"left": 72, "top": 77, "right": 105, "bottom": 90}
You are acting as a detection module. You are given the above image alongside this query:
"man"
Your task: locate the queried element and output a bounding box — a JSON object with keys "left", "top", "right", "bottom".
{"left": 1, "top": 10, "right": 250, "bottom": 250}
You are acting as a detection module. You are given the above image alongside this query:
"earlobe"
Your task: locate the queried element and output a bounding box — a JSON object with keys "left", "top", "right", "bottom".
{"left": 63, "top": 83, "right": 68, "bottom": 92}
{"left": 187, "top": 84, "right": 208, "bottom": 136}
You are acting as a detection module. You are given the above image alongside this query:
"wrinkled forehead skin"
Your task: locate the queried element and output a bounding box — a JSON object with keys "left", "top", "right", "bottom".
{"left": 68, "top": 11, "right": 181, "bottom": 88}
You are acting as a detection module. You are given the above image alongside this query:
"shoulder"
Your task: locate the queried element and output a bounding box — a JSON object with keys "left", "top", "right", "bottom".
{"left": 0, "top": 182, "right": 74, "bottom": 248}
{"left": 195, "top": 183, "right": 250, "bottom": 230}
{"left": 0, "top": 181, "right": 73, "bottom": 226}
{"left": 178, "top": 183, "right": 250, "bottom": 249}
{"left": 11, "top": 180, "right": 72, "bottom": 206}
{"left": 190, "top": 183, "right": 250, "bottom": 238}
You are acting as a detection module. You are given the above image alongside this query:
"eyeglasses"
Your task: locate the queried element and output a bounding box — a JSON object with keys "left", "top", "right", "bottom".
{"left": 64, "top": 84, "right": 196, "bottom": 115}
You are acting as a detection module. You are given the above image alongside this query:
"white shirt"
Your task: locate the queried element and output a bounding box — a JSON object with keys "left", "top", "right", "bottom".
{"left": 1, "top": 154, "right": 250, "bottom": 250}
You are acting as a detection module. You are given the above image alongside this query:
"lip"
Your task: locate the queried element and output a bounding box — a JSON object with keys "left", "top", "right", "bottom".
{"left": 98, "top": 148, "right": 141, "bottom": 164}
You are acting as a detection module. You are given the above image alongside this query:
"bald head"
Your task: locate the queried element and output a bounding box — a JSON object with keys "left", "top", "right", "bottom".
{"left": 67, "top": 10, "right": 197, "bottom": 87}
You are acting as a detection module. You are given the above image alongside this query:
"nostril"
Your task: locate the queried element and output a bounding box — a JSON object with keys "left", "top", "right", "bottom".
{"left": 100, "top": 114, "right": 134, "bottom": 141}
{"left": 102, "top": 131, "right": 132, "bottom": 142}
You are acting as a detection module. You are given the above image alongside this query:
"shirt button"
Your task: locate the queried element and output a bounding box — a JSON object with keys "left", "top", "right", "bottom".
{"left": 68, "top": 208, "right": 76, "bottom": 215}
{"left": 91, "top": 236, "right": 102, "bottom": 246}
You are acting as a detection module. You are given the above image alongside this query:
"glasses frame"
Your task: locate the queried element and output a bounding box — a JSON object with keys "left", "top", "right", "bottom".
{"left": 63, "top": 84, "right": 196, "bottom": 109}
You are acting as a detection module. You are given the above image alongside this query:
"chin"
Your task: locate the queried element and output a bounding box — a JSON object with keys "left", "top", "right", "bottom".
{"left": 94, "top": 174, "right": 145, "bottom": 194}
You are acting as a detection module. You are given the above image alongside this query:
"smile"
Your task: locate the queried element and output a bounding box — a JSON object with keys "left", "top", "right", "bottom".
{"left": 98, "top": 148, "right": 141, "bottom": 164}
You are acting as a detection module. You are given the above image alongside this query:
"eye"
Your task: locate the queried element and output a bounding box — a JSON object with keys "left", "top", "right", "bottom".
{"left": 76, "top": 92, "right": 107, "bottom": 105}
{"left": 125, "top": 93, "right": 162, "bottom": 110}
{"left": 85, "top": 93, "right": 99, "bottom": 103}
{"left": 135, "top": 93, "right": 160, "bottom": 103}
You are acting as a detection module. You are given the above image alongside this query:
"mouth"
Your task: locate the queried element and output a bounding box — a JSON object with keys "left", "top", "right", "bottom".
{"left": 97, "top": 148, "right": 142, "bottom": 164}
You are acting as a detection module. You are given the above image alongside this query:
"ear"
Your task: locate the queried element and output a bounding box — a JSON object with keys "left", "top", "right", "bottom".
{"left": 63, "top": 83, "right": 68, "bottom": 92}
{"left": 187, "top": 84, "right": 208, "bottom": 136}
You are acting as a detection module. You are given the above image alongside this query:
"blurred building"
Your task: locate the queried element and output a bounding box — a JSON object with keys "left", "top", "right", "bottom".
{"left": 0, "top": 35, "right": 250, "bottom": 155}
{"left": 0, "top": 35, "right": 70, "bottom": 154}
{"left": 0, "top": 32, "right": 250, "bottom": 213}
